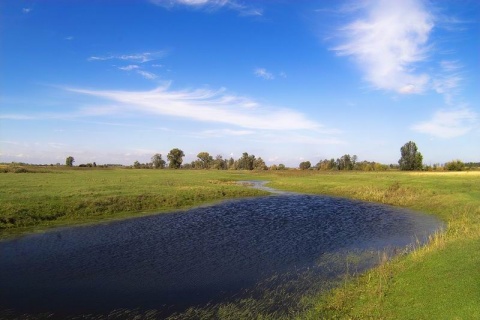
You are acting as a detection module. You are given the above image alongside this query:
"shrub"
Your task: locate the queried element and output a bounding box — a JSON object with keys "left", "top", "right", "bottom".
{"left": 445, "top": 160, "right": 465, "bottom": 171}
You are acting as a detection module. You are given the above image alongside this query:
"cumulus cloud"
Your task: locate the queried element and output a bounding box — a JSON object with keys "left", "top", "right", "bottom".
{"left": 66, "top": 84, "right": 321, "bottom": 131}
{"left": 151, "top": 0, "right": 262, "bottom": 16}
{"left": 333, "top": 0, "right": 433, "bottom": 94}
{"left": 254, "top": 68, "right": 275, "bottom": 80}
{"left": 411, "top": 108, "right": 478, "bottom": 138}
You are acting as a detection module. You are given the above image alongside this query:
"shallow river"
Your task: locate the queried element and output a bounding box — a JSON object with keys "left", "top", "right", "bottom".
{"left": 0, "top": 181, "right": 442, "bottom": 317}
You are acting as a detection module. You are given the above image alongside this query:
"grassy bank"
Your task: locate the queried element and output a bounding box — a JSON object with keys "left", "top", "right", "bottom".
{"left": 0, "top": 167, "right": 268, "bottom": 239}
{"left": 1, "top": 168, "right": 479, "bottom": 318}
{"left": 265, "top": 171, "right": 480, "bottom": 319}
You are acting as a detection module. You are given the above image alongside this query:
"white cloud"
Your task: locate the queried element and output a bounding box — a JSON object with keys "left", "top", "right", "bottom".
{"left": 67, "top": 84, "right": 321, "bottom": 131}
{"left": 433, "top": 60, "right": 463, "bottom": 104}
{"left": 78, "top": 105, "right": 122, "bottom": 117}
{"left": 88, "top": 51, "right": 167, "bottom": 63}
{"left": 22, "top": 8, "right": 32, "bottom": 13}
{"left": 0, "top": 114, "right": 35, "bottom": 120}
{"left": 48, "top": 142, "right": 67, "bottom": 149}
{"left": 254, "top": 68, "right": 275, "bottom": 80}
{"left": 87, "top": 56, "right": 106, "bottom": 61}
{"left": 65, "top": 36, "right": 74, "bottom": 41}
{"left": 200, "top": 129, "right": 255, "bottom": 137}
{"left": 136, "top": 70, "right": 158, "bottom": 80}
{"left": 412, "top": 108, "right": 478, "bottom": 138}
{"left": 118, "top": 65, "right": 140, "bottom": 71}
{"left": 440, "top": 60, "right": 461, "bottom": 72}
{"left": 117, "top": 65, "right": 157, "bottom": 80}
{"left": 151, "top": 0, "right": 262, "bottom": 16}
{"left": 333, "top": 0, "right": 433, "bottom": 94}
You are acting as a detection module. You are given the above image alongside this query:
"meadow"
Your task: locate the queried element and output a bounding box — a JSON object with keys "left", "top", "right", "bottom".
{"left": 1, "top": 167, "right": 479, "bottom": 319}
{"left": 269, "top": 171, "right": 480, "bottom": 319}
{"left": 0, "top": 167, "right": 269, "bottom": 239}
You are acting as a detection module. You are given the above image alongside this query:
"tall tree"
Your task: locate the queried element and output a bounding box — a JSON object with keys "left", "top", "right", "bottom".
{"left": 196, "top": 152, "right": 213, "bottom": 169}
{"left": 151, "top": 153, "right": 166, "bottom": 169}
{"left": 339, "top": 154, "right": 354, "bottom": 170}
{"left": 167, "top": 148, "right": 185, "bottom": 169}
{"left": 65, "top": 156, "right": 74, "bottom": 167}
{"left": 133, "top": 160, "right": 141, "bottom": 169}
{"left": 212, "top": 154, "right": 226, "bottom": 170}
{"left": 398, "top": 141, "right": 423, "bottom": 170}
{"left": 351, "top": 155, "right": 358, "bottom": 169}
{"left": 299, "top": 161, "right": 311, "bottom": 170}
{"left": 228, "top": 157, "right": 235, "bottom": 170}
{"left": 237, "top": 152, "right": 255, "bottom": 170}
{"left": 253, "top": 157, "right": 267, "bottom": 170}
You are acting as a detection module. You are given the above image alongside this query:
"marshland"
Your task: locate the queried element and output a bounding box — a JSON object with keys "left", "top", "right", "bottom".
{"left": 1, "top": 167, "right": 478, "bottom": 319}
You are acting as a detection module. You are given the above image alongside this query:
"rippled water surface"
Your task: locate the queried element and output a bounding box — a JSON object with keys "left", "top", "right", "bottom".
{"left": 0, "top": 183, "right": 442, "bottom": 317}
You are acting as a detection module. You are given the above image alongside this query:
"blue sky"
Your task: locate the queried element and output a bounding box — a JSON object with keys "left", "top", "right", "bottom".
{"left": 1, "top": 0, "right": 479, "bottom": 166}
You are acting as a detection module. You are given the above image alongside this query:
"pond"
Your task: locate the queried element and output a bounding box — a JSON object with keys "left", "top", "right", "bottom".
{"left": 0, "top": 182, "right": 442, "bottom": 318}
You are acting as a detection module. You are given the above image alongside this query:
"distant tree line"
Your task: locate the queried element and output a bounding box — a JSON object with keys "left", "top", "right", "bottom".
{"left": 52, "top": 142, "right": 477, "bottom": 172}
{"left": 310, "top": 155, "right": 389, "bottom": 171}
{"left": 132, "top": 150, "right": 272, "bottom": 171}
{"left": 129, "top": 149, "right": 391, "bottom": 171}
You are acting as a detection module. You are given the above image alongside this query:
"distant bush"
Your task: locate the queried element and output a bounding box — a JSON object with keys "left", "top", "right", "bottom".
{"left": 0, "top": 165, "right": 51, "bottom": 174}
{"left": 299, "top": 161, "right": 311, "bottom": 170}
{"left": 445, "top": 160, "right": 465, "bottom": 171}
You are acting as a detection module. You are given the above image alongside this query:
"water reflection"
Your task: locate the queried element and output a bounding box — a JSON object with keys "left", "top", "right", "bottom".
{"left": 0, "top": 182, "right": 442, "bottom": 317}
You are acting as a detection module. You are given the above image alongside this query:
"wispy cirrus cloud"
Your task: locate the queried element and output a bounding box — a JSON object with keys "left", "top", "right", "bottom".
{"left": 0, "top": 114, "right": 35, "bottom": 120}
{"left": 118, "top": 65, "right": 140, "bottom": 71}
{"left": 198, "top": 129, "right": 255, "bottom": 137}
{"left": 412, "top": 107, "right": 478, "bottom": 138}
{"left": 151, "top": 0, "right": 262, "bottom": 16}
{"left": 332, "top": 0, "right": 434, "bottom": 94}
{"left": 433, "top": 60, "right": 463, "bottom": 104}
{"left": 88, "top": 51, "right": 167, "bottom": 63}
{"left": 66, "top": 84, "right": 321, "bottom": 131}
{"left": 136, "top": 70, "right": 158, "bottom": 80}
{"left": 254, "top": 68, "right": 288, "bottom": 80}
{"left": 254, "top": 68, "right": 275, "bottom": 80}
{"left": 92, "top": 54, "right": 162, "bottom": 80}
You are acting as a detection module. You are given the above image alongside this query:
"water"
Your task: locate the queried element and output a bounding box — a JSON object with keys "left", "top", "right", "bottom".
{"left": 0, "top": 182, "right": 442, "bottom": 317}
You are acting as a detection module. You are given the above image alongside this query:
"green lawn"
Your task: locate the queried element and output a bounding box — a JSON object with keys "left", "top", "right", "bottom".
{"left": 1, "top": 168, "right": 479, "bottom": 319}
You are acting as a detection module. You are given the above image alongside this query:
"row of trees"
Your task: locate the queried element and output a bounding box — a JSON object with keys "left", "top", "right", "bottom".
{"left": 132, "top": 150, "right": 388, "bottom": 172}
{"left": 64, "top": 141, "right": 474, "bottom": 172}
{"left": 137, "top": 142, "right": 422, "bottom": 171}
{"left": 134, "top": 151, "right": 272, "bottom": 171}
{"left": 134, "top": 148, "right": 185, "bottom": 169}
{"left": 305, "top": 156, "right": 389, "bottom": 171}
{"left": 302, "top": 141, "right": 422, "bottom": 171}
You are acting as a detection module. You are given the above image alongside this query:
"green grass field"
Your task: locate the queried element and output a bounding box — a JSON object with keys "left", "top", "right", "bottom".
{"left": 267, "top": 171, "right": 480, "bottom": 319}
{"left": 1, "top": 167, "right": 479, "bottom": 319}
{"left": 0, "top": 167, "right": 269, "bottom": 239}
